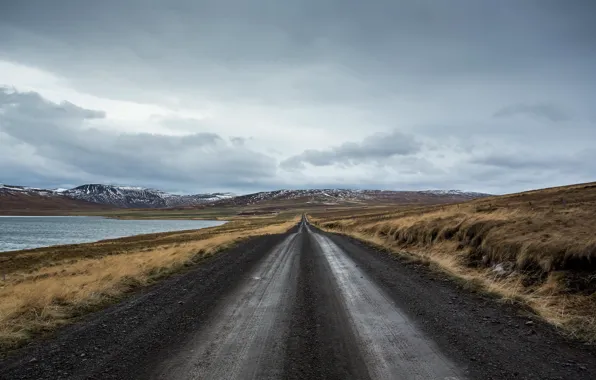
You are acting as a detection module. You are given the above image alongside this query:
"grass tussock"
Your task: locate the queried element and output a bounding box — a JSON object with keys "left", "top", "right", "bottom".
{"left": 310, "top": 182, "right": 596, "bottom": 342}
{"left": 0, "top": 215, "right": 297, "bottom": 351}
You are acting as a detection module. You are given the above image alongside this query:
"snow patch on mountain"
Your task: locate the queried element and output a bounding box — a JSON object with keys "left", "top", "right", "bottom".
{"left": 421, "top": 189, "right": 491, "bottom": 198}
{"left": 1, "top": 183, "right": 490, "bottom": 209}
{"left": 0, "top": 184, "right": 236, "bottom": 209}
{"left": 62, "top": 184, "right": 236, "bottom": 208}
{"left": 216, "top": 189, "right": 488, "bottom": 206}
{"left": 212, "top": 188, "right": 491, "bottom": 207}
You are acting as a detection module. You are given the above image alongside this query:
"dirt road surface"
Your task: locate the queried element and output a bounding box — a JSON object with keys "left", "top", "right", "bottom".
{"left": 1, "top": 219, "right": 595, "bottom": 379}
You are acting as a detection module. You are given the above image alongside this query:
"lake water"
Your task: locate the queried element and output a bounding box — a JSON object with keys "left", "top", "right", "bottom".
{"left": 0, "top": 216, "right": 226, "bottom": 252}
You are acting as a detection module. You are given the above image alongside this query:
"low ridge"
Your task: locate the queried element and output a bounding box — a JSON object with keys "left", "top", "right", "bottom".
{"left": 0, "top": 184, "right": 490, "bottom": 211}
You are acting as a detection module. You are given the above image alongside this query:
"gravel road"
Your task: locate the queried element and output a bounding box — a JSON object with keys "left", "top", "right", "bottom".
{"left": 1, "top": 218, "right": 595, "bottom": 380}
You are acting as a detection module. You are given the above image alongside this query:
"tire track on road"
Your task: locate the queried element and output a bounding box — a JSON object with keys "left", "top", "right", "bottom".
{"left": 6, "top": 219, "right": 595, "bottom": 380}
{"left": 152, "top": 232, "right": 301, "bottom": 380}
{"left": 310, "top": 225, "right": 464, "bottom": 380}
{"left": 283, "top": 226, "right": 371, "bottom": 379}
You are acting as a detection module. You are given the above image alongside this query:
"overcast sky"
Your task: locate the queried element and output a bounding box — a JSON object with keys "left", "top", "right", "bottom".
{"left": 1, "top": 1, "right": 595, "bottom": 194}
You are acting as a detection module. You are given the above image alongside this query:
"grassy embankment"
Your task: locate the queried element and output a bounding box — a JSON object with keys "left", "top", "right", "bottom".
{"left": 310, "top": 182, "right": 596, "bottom": 341}
{"left": 0, "top": 213, "right": 298, "bottom": 352}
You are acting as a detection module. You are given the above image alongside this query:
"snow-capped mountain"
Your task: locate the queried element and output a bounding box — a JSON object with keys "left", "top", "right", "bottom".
{"left": 1, "top": 184, "right": 489, "bottom": 210}
{"left": 0, "top": 184, "right": 235, "bottom": 209}
{"left": 0, "top": 184, "right": 112, "bottom": 213}
{"left": 420, "top": 189, "right": 489, "bottom": 198}
{"left": 62, "top": 184, "right": 234, "bottom": 208}
{"left": 212, "top": 188, "right": 491, "bottom": 207}
{"left": 0, "top": 184, "right": 58, "bottom": 197}
{"left": 62, "top": 184, "right": 169, "bottom": 208}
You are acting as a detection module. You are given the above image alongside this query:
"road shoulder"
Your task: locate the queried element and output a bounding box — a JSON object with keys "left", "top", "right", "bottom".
{"left": 322, "top": 229, "right": 596, "bottom": 380}
{"left": 0, "top": 233, "right": 289, "bottom": 380}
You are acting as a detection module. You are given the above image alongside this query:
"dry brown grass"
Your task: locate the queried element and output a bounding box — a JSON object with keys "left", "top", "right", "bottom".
{"left": 0, "top": 215, "right": 298, "bottom": 351}
{"left": 310, "top": 182, "right": 596, "bottom": 342}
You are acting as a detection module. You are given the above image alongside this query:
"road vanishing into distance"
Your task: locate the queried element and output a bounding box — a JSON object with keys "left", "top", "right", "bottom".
{"left": 2, "top": 218, "right": 596, "bottom": 379}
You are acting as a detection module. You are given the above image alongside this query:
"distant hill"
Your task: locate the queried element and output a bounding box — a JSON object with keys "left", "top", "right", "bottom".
{"left": 0, "top": 184, "right": 235, "bottom": 210}
{"left": 62, "top": 184, "right": 234, "bottom": 208}
{"left": 0, "top": 184, "right": 491, "bottom": 213}
{"left": 210, "top": 189, "right": 491, "bottom": 208}
{"left": 0, "top": 185, "right": 111, "bottom": 215}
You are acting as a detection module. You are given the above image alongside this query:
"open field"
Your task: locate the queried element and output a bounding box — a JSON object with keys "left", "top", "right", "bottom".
{"left": 0, "top": 213, "right": 298, "bottom": 352}
{"left": 3, "top": 218, "right": 596, "bottom": 379}
{"left": 2, "top": 190, "right": 596, "bottom": 379}
{"left": 0, "top": 193, "right": 112, "bottom": 216}
{"left": 309, "top": 182, "right": 596, "bottom": 341}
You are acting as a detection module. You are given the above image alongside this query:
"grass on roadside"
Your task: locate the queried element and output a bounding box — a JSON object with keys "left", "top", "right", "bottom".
{"left": 309, "top": 182, "right": 596, "bottom": 342}
{"left": 0, "top": 215, "right": 298, "bottom": 352}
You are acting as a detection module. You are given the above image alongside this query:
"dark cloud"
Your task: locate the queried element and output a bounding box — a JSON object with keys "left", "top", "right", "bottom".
{"left": 1, "top": 0, "right": 595, "bottom": 106}
{"left": 493, "top": 103, "right": 570, "bottom": 122}
{"left": 454, "top": 141, "right": 596, "bottom": 194}
{"left": 1, "top": 1, "right": 596, "bottom": 193}
{"left": 0, "top": 89, "right": 106, "bottom": 120}
{"left": 471, "top": 148, "right": 596, "bottom": 176}
{"left": 230, "top": 137, "right": 246, "bottom": 146}
{"left": 0, "top": 87, "right": 276, "bottom": 192}
{"left": 281, "top": 131, "right": 420, "bottom": 170}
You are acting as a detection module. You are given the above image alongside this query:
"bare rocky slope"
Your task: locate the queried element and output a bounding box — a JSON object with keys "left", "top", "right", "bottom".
{"left": 1, "top": 184, "right": 490, "bottom": 210}
{"left": 0, "top": 185, "right": 110, "bottom": 214}
{"left": 0, "top": 184, "right": 234, "bottom": 209}
{"left": 212, "top": 188, "right": 490, "bottom": 207}
{"left": 62, "top": 184, "right": 234, "bottom": 208}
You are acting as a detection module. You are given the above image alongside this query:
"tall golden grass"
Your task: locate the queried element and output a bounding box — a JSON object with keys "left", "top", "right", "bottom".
{"left": 0, "top": 216, "right": 297, "bottom": 351}
{"left": 310, "top": 182, "right": 596, "bottom": 341}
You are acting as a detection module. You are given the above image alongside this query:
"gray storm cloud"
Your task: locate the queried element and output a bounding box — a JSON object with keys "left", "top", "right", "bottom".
{"left": 0, "top": 88, "right": 276, "bottom": 192}
{"left": 1, "top": 1, "right": 594, "bottom": 105}
{"left": 281, "top": 131, "right": 421, "bottom": 170}
{"left": 0, "top": 1, "right": 595, "bottom": 193}
{"left": 493, "top": 104, "right": 570, "bottom": 122}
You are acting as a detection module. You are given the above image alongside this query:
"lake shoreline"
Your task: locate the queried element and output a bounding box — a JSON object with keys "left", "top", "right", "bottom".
{"left": 0, "top": 216, "right": 226, "bottom": 253}
{"left": 0, "top": 215, "right": 297, "bottom": 353}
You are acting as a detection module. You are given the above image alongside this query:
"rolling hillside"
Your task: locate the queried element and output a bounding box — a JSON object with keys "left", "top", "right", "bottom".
{"left": 1, "top": 184, "right": 490, "bottom": 214}
{"left": 211, "top": 189, "right": 489, "bottom": 208}
{"left": 0, "top": 185, "right": 111, "bottom": 215}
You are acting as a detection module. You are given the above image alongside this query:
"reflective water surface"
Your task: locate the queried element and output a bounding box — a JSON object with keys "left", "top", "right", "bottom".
{"left": 0, "top": 216, "right": 225, "bottom": 252}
